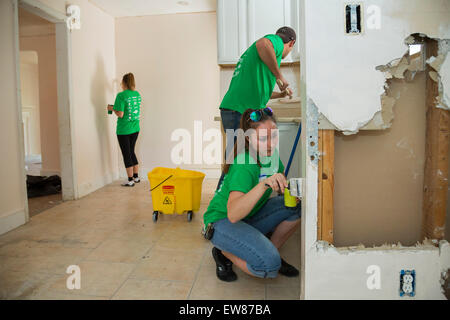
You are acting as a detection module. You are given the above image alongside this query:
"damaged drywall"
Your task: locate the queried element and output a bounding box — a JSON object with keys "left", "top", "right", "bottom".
{"left": 304, "top": 240, "right": 450, "bottom": 299}
{"left": 304, "top": 0, "right": 450, "bottom": 135}
{"left": 299, "top": 0, "right": 450, "bottom": 300}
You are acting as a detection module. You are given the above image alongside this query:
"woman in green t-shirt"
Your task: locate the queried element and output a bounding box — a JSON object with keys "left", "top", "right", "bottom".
{"left": 203, "top": 108, "right": 301, "bottom": 282}
{"left": 107, "top": 73, "right": 142, "bottom": 187}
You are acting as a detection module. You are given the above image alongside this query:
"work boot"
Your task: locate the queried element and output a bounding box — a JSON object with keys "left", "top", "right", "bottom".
{"left": 279, "top": 258, "right": 299, "bottom": 277}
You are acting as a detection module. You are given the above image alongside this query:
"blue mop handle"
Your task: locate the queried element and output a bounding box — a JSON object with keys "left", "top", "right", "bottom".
{"left": 284, "top": 123, "right": 302, "bottom": 177}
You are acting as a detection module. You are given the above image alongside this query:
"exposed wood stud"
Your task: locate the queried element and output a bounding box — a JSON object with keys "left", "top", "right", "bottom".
{"left": 421, "top": 39, "right": 450, "bottom": 240}
{"left": 318, "top": 129, "right": 334, "bottom": 243}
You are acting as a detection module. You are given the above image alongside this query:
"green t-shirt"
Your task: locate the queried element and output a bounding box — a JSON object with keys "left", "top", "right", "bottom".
{"left": 114, "top": 90, "right": 141, "bottom": 135}
{"left": 203, "top": 149, "right": 285, "bottom": 226}
{"left": 220, "top": 34, "right": 284, "bottom": 114}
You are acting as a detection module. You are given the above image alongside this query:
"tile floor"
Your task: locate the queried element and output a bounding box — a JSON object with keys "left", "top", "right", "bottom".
{"left": 0, "top": 179, "right": 301, "bottom": 300}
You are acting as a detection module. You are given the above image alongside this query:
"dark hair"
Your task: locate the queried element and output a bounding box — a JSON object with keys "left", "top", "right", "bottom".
{"left": 122, "top": 73, "right": 135, "bottom": 90}
{"left": 276, "top": 26, "right": 296, "bottom": 44}
{"left": 223, "top": 108, "right": 277, "bottom": 174}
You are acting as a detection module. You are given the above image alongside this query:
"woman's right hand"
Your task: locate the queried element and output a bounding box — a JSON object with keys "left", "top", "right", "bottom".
{"left": 263, "top": 173, "right": 288, "bottom": 194}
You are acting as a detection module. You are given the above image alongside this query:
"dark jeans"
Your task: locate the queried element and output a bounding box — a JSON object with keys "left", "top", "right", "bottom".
{"left": 217, "top": 109, "right": 242, "bottom": 190}
{"left": 117, "top": 131, "right": 139, "bottom": 168}
{"left": 211, "top": 195, "right": 301, "bottom": 278}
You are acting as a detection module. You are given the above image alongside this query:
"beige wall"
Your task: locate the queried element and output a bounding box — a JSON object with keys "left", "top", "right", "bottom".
{"left": 334, "top": 73, "right": 428, "bottom": 247}
{"left": 19, "top": 10, "right": 60, "bottom": 174}
{"left": 0, "top": 0, "right": 27, "bottom": 234}
{"left": 115, "top": 12, "right": 220, "bottom": 178}
{"left": 69, "top": 0, "right": 118, "bottom": 196}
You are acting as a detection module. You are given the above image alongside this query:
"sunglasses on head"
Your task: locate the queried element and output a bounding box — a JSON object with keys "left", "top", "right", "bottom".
{"left": 248, "top": 107, "right": 273, "bottom": 122}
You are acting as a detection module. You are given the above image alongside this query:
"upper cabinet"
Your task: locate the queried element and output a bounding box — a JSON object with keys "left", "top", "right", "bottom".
{"left": 217, "top": 0, "right": 300, "bottom": 65}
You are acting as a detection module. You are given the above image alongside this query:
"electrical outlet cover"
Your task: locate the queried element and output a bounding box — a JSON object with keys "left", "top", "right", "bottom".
{"left": 399, "top": 270, "right": 416, "bottom": 297}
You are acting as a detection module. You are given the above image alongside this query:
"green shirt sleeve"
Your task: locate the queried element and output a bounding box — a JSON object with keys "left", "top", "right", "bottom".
{"left": 113, "top": 93, "right": 124, "bottom": 112}
{"left": 227, "top": 164, "right": 257, "bottom": 194}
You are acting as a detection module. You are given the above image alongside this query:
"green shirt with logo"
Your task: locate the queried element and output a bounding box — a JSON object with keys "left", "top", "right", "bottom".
{"left": 220, "top": 34, "right": 284, "bottom": 114}
{"left": 114, "top": 90, "right": 141, "bottom": 135}
{"left": 203, "top": 149, "right": 284, "bottom": 227}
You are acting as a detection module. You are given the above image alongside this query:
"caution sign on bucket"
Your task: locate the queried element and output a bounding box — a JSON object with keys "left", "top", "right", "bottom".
{"left": 162, "top": 186, "right": 175, "bottom": 212}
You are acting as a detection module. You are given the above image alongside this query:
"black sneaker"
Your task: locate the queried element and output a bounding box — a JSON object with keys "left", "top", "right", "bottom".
{"left": 212, "top": 247, "right": 237, "bottom": 282}
{"left": 279, "top": 258, "right": 299, "bottom": 277}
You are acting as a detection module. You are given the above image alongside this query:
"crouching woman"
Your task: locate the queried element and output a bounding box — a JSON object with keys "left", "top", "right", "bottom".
{"left": 203, "top": 107, "right": 301, "bottom": 282}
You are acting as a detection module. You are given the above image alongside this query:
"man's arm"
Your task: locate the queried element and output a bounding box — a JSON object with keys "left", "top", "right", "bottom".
{"left": 256, "top": 38, "right": 289, "bottom": 91}
{"left": 270, "top": 88, "right": 293, "bottom": 99}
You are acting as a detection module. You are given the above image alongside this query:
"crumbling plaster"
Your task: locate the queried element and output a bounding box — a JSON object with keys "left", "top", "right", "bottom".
{"left": 299, "top": 0, "right": 450, "bottom": 299}
{"left": 305, "top": 0, "right": 450, "bottom": 134}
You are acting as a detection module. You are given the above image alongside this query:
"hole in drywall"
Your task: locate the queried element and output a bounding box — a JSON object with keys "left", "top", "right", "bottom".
{"left": 310, "top": 141, "right": 315, "bottom": 147}
{"left": 310, "top": 155, "right": 315, "bottom": 161}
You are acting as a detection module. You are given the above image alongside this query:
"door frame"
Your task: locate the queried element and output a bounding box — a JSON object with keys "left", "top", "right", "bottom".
{"left": 13, "top": 0, "right": 78, "bottom": 220}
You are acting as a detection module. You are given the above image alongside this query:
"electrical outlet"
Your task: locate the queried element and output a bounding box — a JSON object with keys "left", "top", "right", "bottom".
{"left": 345, "top": 4, "right": 362, "bottom": 34}
{"left": 399, "top": 270, "right": 416, "bottom": 297}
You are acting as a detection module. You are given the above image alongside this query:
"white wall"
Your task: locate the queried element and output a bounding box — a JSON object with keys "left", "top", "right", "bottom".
{"left": 115, "top": 12, "right": 221, "bottom": 179}
{"left": 0, "top": 0, "right": 27, "bottom": 234}
{"left": 300, "top": 0, "right": 450, "bottom": 299}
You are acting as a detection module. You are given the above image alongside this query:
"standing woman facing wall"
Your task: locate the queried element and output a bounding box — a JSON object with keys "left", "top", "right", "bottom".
{"left": 107, "top": 73, "right": 141, "bottom": 187}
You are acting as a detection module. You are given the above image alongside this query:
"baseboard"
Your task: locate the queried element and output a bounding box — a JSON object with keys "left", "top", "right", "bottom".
{"left": 128, "top": 167, "right": 222, "bottom": 181}
{"left": 0, "top": 208, "right": 27, "bottom": 236}
{"left": 77, "top": 170, "right": 120, "bottom": 199}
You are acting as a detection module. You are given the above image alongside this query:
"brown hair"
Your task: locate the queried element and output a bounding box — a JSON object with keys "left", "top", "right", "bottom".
{"left": 276, "top": 26, "right": 296, "bottom": 44}
{"left": 122, "top": 73, "right": 135, "bottom": 90}
{"left": 223, "top": 108, "right": 277, "bottom": 174}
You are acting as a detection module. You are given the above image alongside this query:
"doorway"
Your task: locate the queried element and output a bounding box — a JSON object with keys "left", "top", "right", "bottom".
{"left": 14, "top": 0, "right": 77, "bottom": 220}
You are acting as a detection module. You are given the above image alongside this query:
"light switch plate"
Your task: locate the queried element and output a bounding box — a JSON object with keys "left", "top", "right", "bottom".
{"left": 399, "top": 270, "right": 416, "bottom": 297}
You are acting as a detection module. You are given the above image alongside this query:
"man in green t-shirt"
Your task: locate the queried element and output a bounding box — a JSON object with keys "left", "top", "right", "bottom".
{"left": 217, "top": 26, "right": 297, "bottom": 189}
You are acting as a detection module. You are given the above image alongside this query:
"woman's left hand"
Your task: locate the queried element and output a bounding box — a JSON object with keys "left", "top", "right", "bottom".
{"left": 107, "top": 104, "right": 114, "bottom": 111}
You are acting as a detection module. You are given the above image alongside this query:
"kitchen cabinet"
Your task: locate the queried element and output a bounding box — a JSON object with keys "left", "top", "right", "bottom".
{"left": 217, "top": 0, "right": 300, "bottom": 65}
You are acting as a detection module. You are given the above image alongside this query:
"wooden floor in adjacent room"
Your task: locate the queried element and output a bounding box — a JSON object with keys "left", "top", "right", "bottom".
{"left": 0, "top": 179, "right": 301, "bottom": 300}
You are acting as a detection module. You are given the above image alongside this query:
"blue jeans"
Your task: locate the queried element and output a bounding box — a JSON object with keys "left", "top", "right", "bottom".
{"left": 216, "top": 109, "right": 242, "bottom": 190}
{"left": 210, "top": 195, "right": 301, "bottom": 278}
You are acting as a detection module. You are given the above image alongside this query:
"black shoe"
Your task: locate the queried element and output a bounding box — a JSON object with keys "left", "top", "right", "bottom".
{"left": 279, "top": 258, "right": 299, "bottom": 277}
{"left": 212, "top": 247, "right": 237, "bottom": 282}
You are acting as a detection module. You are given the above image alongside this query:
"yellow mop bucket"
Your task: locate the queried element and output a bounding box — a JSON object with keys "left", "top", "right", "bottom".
{"left": 148, "top": 167, "right": 205, "bottom": 222}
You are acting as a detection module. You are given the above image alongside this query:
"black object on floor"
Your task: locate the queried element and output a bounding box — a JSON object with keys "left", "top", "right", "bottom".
{"left": 26, "top": 175, "right": 61, "bottom": 198}
{"left": 212, "top": 247, "right": 237, "bottom": 282}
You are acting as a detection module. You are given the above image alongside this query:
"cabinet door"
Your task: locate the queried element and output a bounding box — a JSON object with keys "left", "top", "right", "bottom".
{"left": 247, "top": 0, "right": 300, "bottom": 63}
{"left": 217, "top": 0, "right": 248, "bottom": 65}
{"left": 217, "top": 0, "right": 300, "bottom": 64}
